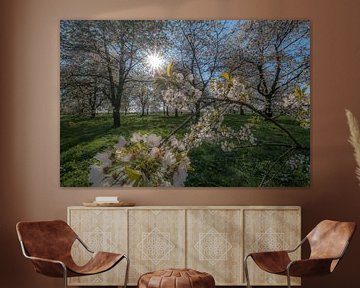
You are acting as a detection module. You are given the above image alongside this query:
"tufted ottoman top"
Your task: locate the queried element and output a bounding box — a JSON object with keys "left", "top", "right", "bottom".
{"left": 138, "top": 268, "right": 215, "bottom": 288}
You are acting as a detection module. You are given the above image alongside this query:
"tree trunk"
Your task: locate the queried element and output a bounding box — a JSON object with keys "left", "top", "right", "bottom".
{"left": 264, "top": 96, "right": 273, "bottom": 118}
{"left": 90, "top": 100, "right": 96, "bottom": 119}
{"left": 175, "top": 108, "right": 178, "bottom": 117}
{"left": 166, "top": 106, "right": 169, "bottom": 117}
{"left": 240, "top": 105, "right": 244, "bottom": 115}
{"left": 195, "top": 102, "right": 201, "bottom": 120}
{"left": 113, "top": 107, "right": 121, "bottom": 128}
{"left": 163, "top": 102, "right": 166, "bottom": 116}
{"left": 141, "top": 106, "right": 145, "bottom": 116}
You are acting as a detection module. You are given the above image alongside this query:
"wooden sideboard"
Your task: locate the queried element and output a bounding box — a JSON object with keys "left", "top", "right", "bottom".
{"left": 67, "top": 206, "right": 301, "bottom": 286}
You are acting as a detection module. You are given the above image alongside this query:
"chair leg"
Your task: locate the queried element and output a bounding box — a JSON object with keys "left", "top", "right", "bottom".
{"left": 62, "top": 264, "right": 68, "bottom": 288}
{"left": 123, "top": 255, "right": 130, "bottom": 288}
{"left": 244, "top": 255, "right": 252, "bottom": 288}
{"left": 286, "top": 269, "right": 291, "bottom": 288}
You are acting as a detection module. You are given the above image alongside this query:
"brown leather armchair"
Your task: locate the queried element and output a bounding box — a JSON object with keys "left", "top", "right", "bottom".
{"left": 16, "top": 220, "right": 129, "bottom": 288}
{"left": 244, "top": 220, "right": 356, "bottom": 288}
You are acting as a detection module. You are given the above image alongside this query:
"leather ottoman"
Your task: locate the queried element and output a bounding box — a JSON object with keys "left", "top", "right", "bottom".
{"left": 138, "top": 268, "right": 215, "bottom": 288}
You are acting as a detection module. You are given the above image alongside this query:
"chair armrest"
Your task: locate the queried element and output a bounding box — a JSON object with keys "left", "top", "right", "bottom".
{"left": 25, "top": 255, "right": 67, "bottom": 278}
{"left": 76, "top": 236, "right": 94, "bottom": 253}
{"left": 285, "top": 237, "right": 307, "bottom": 253}
{"left": 26, "top": 255, "right": 65, "bottom": 265}
{"left": 19, "top": 240, "right": 67, "bottom": 277}
{"left": 287, "top": 258, "right": 336, "bottom": 277}
{"left": 247, "top": 250, "right": 291, "bottom": 260}
{"left": 245, "top": 237, "right": 306, "bottom": 259}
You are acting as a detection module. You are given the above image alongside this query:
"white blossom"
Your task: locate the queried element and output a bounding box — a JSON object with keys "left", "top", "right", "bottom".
{"left": 161, "top": 72, "right": 202, "bottom": 111}
{"left": 187, "top": 73, "right": 194, "bottom": 82}
{"left": 173, "top": 166, "right": 188, "bottom": 187}
{"left": 176, "top": 73, "right": 184, "bottom": 81}
{"left": 90, "top": 132, "right": 191, "bottom": 187}
{"left": 130, "top": 132, "right": 144, "bottom": 143}
{"left": 114, "top": 136, "right": 127, "bottom": 149}
{"left": 184, "top": 109, "right": 256, "bottom": 152}
{"left": 162, "top": 150, "right": 176, "bottom": 169}
{"left": 211, "top": 77, "right": 249, "bottom": 102}
{"left": 281, "top": 89, "right": 310, "bottom": 129}
{"left": 287, "top": 154, "right": 310, "bottom": 171}
{"left": 149, "top": 147, "right": 160, "bottom": 158}
{"left": 147, "top": 134, "right": 162, "bottom": 147}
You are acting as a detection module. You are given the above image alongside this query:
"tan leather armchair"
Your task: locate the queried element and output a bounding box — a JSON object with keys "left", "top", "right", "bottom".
{"left": 16, "top": 220, "right": 129, "bottom": 288}
{"left": 244, "top": 220, "right": 356, "bottom": 288}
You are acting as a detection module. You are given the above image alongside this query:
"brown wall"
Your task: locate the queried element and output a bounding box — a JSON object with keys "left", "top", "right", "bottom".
{"left": 1, "top": 0, "right": 360, "bottom": 287}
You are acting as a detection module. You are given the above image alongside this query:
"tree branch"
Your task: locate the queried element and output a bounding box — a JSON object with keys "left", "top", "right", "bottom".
{"left": 259, "top": 147, "right": 295, "bottom": 187}
{"left": 203, "top": 96, "right": 305, "bottom": 148}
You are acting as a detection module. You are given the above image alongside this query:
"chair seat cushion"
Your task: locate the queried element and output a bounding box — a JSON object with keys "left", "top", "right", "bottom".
{"left": 138, "top": 268, "right": 215, "bottom": 288}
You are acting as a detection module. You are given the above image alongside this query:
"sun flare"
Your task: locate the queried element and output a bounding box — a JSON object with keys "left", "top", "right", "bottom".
{"left": 146, "top": 52, "right": 164, "bottom": 71}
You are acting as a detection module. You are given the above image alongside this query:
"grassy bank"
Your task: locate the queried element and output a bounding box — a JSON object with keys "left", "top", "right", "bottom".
{"left": 60, "top": 113, "right": 310, "bottom": 187}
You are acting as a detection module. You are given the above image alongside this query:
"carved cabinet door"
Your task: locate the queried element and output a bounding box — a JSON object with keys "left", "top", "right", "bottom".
{"left": 243, "top": 209, "right": 301, "bottom": 286}
{"left": 186, "top": 209, "right": 243, "bottom": 285}
{"left": 68, "top": 208, "right": 128, "bottom": 286}
{"left": 128, "top": 209, "right": 186, "bottom": 284}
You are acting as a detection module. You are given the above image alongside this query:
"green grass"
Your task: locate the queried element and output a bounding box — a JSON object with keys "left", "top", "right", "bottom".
{"left": 60, "top": 113, "right": 310, "bottom": 187}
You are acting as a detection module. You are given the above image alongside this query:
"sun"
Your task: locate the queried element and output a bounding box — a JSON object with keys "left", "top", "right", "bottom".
{"left": 146, "top": 52, "right": 164, "bottom": 71}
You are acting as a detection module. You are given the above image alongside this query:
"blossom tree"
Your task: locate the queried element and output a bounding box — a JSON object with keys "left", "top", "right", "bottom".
{"left": 226, "top": 20, "right": 310, "bottom": 118}
{"left": 156, "top": 65, "right": 310, "bottom": 186}
{"left": 90, "top": 63, "right": 310, "bottom": 187}
{"left": 61, "top": 20, "right": 166, "bottom": 127}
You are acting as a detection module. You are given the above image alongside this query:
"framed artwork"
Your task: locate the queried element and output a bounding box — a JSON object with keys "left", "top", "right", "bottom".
{"left": 60, "top": 20, "right": 310, "bottom": 187}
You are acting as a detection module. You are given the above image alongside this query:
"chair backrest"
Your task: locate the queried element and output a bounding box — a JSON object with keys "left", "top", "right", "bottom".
{"left": 16, "top": 220, "right": 77, "bottom": 261}
{"left": 307, "top": 220, "right": 356, "bottom": 261}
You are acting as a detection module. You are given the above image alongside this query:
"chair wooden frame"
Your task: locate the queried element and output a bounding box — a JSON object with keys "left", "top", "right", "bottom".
{"left": 243, "top": 220, "right": 356, "bottom": 288}
{"left": 16, "top": 220, "right": 129, "bottom": 288}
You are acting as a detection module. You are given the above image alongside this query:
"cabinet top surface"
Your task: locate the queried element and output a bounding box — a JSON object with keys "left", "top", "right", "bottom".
{"left": 68, "top": 205, "right": 301, "bottom": 210}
